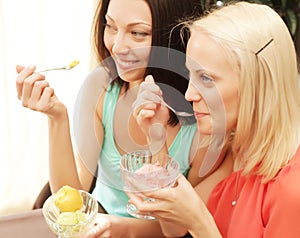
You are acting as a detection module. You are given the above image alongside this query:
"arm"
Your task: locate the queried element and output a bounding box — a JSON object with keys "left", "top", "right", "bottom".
{"left": 48, "top": 111, "right": 82, "bottom": 191}
{"left": 72, "top": 66, "right": 110, "bottom": 191}
{"left": 16, "top": 65, "right": 108, "bottom": 193}
{"left": 263, "top": 166, "right": 300, "bottom": 238}
{"left": 16, "top": 65, "right": 81, "bottom": 192}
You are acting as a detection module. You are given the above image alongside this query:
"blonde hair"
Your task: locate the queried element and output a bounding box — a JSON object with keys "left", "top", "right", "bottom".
{"left": 189, "top": 2, "right": 300, "bottom": 181}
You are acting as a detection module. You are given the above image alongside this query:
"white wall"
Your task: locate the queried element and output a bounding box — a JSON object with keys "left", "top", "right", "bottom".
{"left": 0, "top": 0, "right": 96, "bottom": 215}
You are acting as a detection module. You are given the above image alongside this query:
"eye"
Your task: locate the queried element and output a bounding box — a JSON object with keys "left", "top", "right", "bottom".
{"left": 131, "top": 31, "right": 149, "bottom": 38}
{"left": 104, "top": 23, "right": 117, "bottom": 33}
{"left": 196, "top": 73, "right": 215, "bottom": 88}
{"left": 187, "top": 67, "right": 215, "bottom": 88}
{"left": 201, "top": 73, "right": 213, "bottom": 84}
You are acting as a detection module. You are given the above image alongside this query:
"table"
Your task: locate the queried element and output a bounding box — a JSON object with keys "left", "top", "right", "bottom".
{"left": 0, "top": 209, "right": 56, "bottom": 238}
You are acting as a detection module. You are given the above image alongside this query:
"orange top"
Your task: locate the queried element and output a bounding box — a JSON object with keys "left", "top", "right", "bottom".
{"left": 207, "top": 147, "right": 300, "bottom": 238}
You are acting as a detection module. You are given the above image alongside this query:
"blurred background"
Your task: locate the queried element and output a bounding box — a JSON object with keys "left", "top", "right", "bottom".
{"left": 0, "top": 0, "right": 97, "bottom": 215}
{"left": 205, "top": 0, "right": 300, "bottom": 58}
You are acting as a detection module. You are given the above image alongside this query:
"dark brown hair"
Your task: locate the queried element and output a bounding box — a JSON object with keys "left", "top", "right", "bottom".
{"left": 92, "top": 0, "right": 202, "bottom": 125}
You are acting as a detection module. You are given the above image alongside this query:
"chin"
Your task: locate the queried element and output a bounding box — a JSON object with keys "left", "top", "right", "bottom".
{"left": 118, "top": 69, "right": 146, "bottom": 83}
{"left": 197, "top": 124, "right": 212, "bottom": 135}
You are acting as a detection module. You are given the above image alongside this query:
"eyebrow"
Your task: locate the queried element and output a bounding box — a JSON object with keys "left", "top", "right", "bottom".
{"left": 185, "top": 62, "right": 215, "bottom": 77}
{"left": 185, "top": 61, "right": 205, "bottom": 72}
{"left": 105, "top": 14, "right": 152, "bottom": 27}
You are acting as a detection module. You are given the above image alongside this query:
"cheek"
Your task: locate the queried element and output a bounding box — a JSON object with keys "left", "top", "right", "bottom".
{"left": 224, "top": 92, "right": 239, "bottom": 129}
{"left": 103, "top": 32, "right": 113, "bottom": 52}
{"left": 134, "top": 45, "right": 152, "bottom": 62}
{"left": 205, "top": 88, "right": 238, "bottom": 133}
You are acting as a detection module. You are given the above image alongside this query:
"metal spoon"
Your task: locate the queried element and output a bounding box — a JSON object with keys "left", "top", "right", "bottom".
{"left": 153, "top": 94, "right": 194, "bottom": 117}
{"left": 162, "top": 101, "right": 194, "bottom": 117}
{"left": 37, "top": 60, "right": 80, "bottom": 73}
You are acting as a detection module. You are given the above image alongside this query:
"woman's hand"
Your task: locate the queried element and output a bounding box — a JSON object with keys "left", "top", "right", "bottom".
{"left": 128, "top": 175, "right": 203, "bottom": 229}
{"left": 82, "top": 214, "right": 128, "bottom": 238}
{"left": 82, "top": 213, "right": 165, "bottom": 238}
{"left": 133, "top": 75, "right": 170, "bottom": 136}
{"left": 127, "top": 175, "right": 222, "bottom": 237}
{"left": 132, "top": 75, "right": 170, "bottom": 153}
{"left": 16, "top": 65, "right": 67, "bottom": 119}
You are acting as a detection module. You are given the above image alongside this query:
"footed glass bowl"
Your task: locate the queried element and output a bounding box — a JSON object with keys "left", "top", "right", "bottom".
{"left": 120, "top": 151, "right": 180, "bottom": 219}
{"left": 42, "top": 190, "right": 98, "bottom": 238}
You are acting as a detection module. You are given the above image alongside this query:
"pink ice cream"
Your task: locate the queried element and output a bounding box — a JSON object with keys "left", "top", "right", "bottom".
{"left": 132, "top": 162, "right": 171, "bottom": 190}
{"left": 135, "top": 162, "right": 169, "bottom": 176}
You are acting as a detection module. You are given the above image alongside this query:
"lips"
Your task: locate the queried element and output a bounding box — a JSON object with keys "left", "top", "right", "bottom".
{"left": 114, "top": 57, "right": 140, "bottom": 71}
{"left": 194, "top": 111, "right": 210, "bottom": 118}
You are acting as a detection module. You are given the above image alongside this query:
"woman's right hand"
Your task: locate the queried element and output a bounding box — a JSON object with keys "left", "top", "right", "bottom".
{"left": 132, "top": 75, "right": 170, "bottom": 137}
{"left": 16, "top": 65, "right": 67, "bottom": 119}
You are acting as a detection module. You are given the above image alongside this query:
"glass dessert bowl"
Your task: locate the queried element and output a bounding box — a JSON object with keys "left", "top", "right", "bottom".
{"left": 120, "top": 150, "right": 180, "bottom": 220}
{"left": 42, "top": 189, "right": 98, "bottom": 238}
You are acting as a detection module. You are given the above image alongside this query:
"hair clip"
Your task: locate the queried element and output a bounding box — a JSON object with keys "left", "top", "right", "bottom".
{"left": 255, "top": 39, "right": 274, "bottom": 55}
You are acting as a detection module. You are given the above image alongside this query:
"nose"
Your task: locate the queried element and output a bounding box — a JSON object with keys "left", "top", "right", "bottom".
{"left": 185, "top": 81, "right": 202, "bottom": 102}
{"left": 112, "top": 31, "right": 130, "bottom": 55}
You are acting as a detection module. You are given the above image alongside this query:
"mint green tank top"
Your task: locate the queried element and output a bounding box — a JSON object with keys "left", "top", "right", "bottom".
{"left": 92, "top": 83, "right": 197, "bottom": 217}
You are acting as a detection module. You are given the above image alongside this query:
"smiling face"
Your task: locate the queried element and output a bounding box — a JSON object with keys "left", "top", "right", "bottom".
{"left": 185, "top": 31, "right": 239, "bottom": 135}
{"left": 103, "top": 0, "right": 152, "bottom": 87}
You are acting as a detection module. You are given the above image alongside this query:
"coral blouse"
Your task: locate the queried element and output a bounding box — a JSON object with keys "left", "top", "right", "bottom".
{"left": 207, "top": 148, "right": 300, "bottom": 238}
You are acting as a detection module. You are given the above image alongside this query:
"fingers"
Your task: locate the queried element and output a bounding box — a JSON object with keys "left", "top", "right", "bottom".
{"left": 133, "top": 103, "right": 157, "bottom": 125}
{"left": 139, "top": 75, "right": 162, "bottom": 96}
{"left": 16, "top": 65, "right": 36, "bottom": 99}
{"left": 145, "top": 74, "right": 155, "bottom": 83}
{"left": 29, "top": 80, "right": 50, "bottom": 104}
{"left": 127, "top": 193, "right": 157, "bottom": 216}
{"left": 16, "top": 65, "right": 58, "bottom": 114}
{"left": 83, "top": 214, "right": 112, "bottom": 238}
{"left": 132, "top": 75, "right": 163, "bottom": 121}
{"left": 128, "top": 194, "right": 166, "bottom": 215}
{"left": 16, "top": 65, "right": 25, "bottom": 73}
{"left": 133, "top": 87, "right": 162, "bottom": 112}
{"left": 127, "top": 193, "right": 147, "bottom": 208}
{"left": 36, "top": 87, "right": 55, "bottom": 112}
{"left": 127, "top": 174, "right": 185, "bottom": 202}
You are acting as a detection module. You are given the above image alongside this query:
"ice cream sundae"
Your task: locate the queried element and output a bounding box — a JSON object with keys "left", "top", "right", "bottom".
{"left": 120, "top": 151, "right": 180, "bottom": 219}
{"left": 42, "top": 185, "right": 98, "bottom": 237}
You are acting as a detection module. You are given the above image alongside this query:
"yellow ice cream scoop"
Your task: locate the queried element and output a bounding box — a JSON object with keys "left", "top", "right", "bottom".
{"left": 68, "top": 60, "right": 80, "bottom": 69}
{"left": 54, "top": 185, "right": 83, "bottom": 212}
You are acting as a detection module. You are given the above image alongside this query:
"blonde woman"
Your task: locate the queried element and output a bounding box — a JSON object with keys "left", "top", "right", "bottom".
{"left": 131, "top": 2, "right": 300, "bottom": 237}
